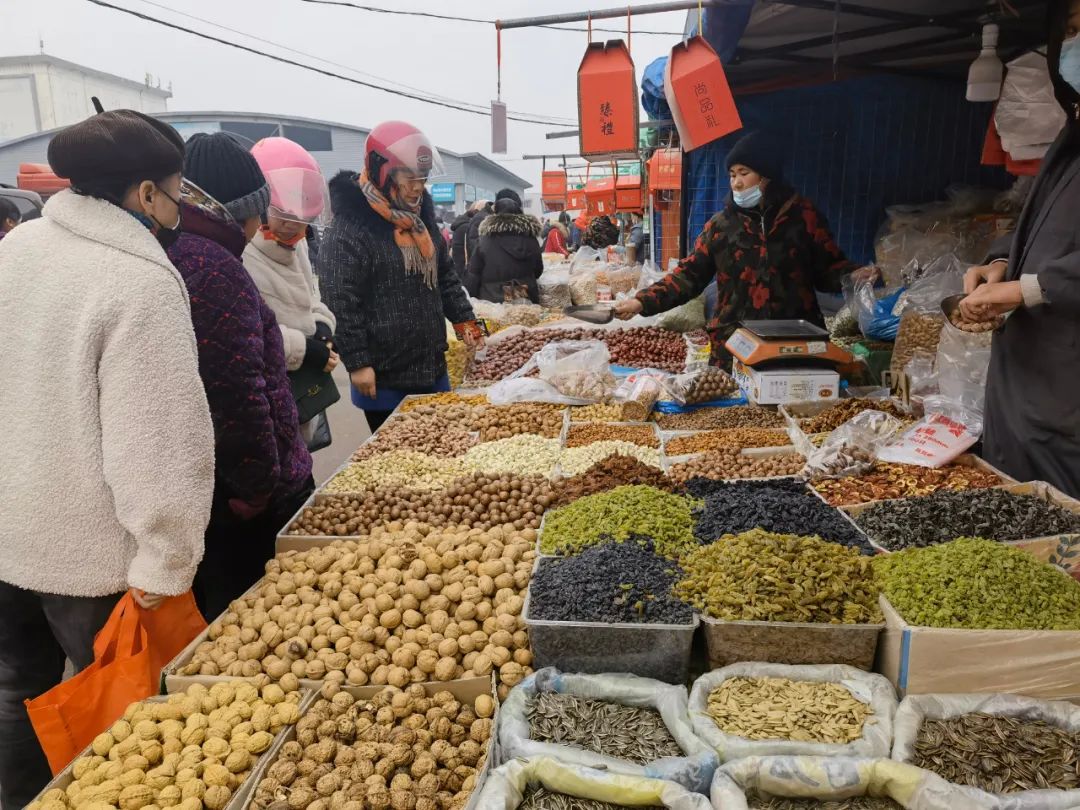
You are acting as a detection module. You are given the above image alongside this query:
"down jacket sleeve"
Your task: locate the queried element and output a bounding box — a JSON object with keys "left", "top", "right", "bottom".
{"left": 99, "top": 269, "right": 214, "bottom": 596}
{"left": 636, "top": 217, "right": 719, "bottom": 316}
{"left": 801, "top": 200, "right": 857, "bottom": 293}
{"left": 319, "top": 224, "right": 372, "bottom": 372}
{"left": 438, "top": 235, "right": 476, "bottom": 325}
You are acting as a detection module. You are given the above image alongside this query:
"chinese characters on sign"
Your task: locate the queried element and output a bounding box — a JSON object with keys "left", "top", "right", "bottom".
{"left": 877, "top": 413, "right": 980, "bottom": 468}
{"left": 693, "top": 81, "right": 721, "bottom": 129}
{"left": 600, "top": 102, "right": 614, "bottom": 136}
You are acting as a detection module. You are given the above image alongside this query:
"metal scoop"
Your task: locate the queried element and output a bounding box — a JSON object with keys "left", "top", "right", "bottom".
{"left": 563, "top": 305, "right": 615, "bottom": 324}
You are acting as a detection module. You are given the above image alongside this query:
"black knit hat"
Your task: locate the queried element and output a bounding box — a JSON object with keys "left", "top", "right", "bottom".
{"left": 725, "top": 131, "right": 784, "bottom": 183}
{"left": 48, "top": 109, "right": 185, "bottom": 187}
{"left": 495, "top": 187, "right": 522, "bottom": 207}
{"left": 183, "top": 132, "right": 270, "bottom": 221}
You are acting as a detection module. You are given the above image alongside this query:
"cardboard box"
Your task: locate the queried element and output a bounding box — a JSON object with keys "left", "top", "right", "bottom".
{"left": 875, "top": 595, "right": 1080, "bottom": 701}
{"left": 732, "top": 360, "right": 839, "bottom": 406}
{"left": 28, "top": 678, "right": 316, "bottom": 810}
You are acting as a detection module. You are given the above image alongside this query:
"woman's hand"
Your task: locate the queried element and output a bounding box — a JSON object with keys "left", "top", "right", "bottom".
{"left": 614, "top": 299, "right": 644, "bottom": 320}
{"left": 849, "top": 265, "right": 881, "bottom": 285}
{"left": 351, "top": 366, "right": 376, "bottom": 398}
{"left": 324, "top": 349, "right": 340, "bottom": 373}
{"left": 964, "top": 259, "right": 1008, "bottom": 294}
{"left": 130, "top": 588, "right": 166, "bottom": 610}
{"left": 959, "top": 280, "right": 1022, "bottom": 322}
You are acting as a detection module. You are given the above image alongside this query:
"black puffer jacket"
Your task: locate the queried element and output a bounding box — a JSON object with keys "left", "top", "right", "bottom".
{"left": 450, "top": 212, "right": 472, "bottom": 277}
{"left": 318, "top": 171, "right": 475, "bottom": 389}
{"left": 465, "top": 212, "right": 544, "bottom": 304}
{"left": 466, "top": 206, "right": 492, "bottom": 264}
{"left": 583, "top": 215, "right": 620, "bottom": 249}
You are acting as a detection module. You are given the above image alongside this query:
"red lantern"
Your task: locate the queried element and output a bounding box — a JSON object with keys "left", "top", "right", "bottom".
{"left": 664, "top": 36, "right": 742, "bottom": 151}
{"left": 578, "top": 40, "right": 639, "bottom": 160}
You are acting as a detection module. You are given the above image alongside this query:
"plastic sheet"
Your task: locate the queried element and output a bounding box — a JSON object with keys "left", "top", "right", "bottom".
{"left": 936, "top": 317, "right": 993, "bottom": 413}
{"left": 891, "top": 693, "right": 1080, "bottom": 808}
{"left": 688, "top": 663, "right": 897, "bottom": 762}
{"left": 496, "top": 668, "right": 719, "bottom": 793}
{"left": 710, "top": 756, "right": 1031, "bottom": 810}
{"left": 475, "top": 758, "right": 712, "bottom": 810}
{"left": 877, "top": 397, "right": 982, "bottom": 468}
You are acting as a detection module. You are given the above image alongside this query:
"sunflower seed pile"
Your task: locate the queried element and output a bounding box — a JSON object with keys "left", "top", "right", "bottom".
{"left": 527, "top": 692, "right": 684, "bottom": 764}
{"left": 748, "top": 797, "right": 902, "bottom": 809}
{"left": 912, "top": 713, "right": 1080, "bottom": 793}
{"left": 519, "top": 786, "right": 663, "bottom": 810}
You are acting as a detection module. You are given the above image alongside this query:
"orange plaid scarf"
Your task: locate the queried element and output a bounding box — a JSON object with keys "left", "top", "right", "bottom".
{"left": 359, "top": 171, "right": 437, "bottom": 288}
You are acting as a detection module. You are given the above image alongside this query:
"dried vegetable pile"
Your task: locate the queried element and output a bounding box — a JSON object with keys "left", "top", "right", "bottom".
{"left": 812, "top": 462, "right": 1002, "bottom": 507}
{"left": 705, "top": 677, "right": 872, "bottom": 744}
{"left": 529, "top": 539, "right": 693, "bottom": 624}
{"left": 873, "top": 537, "right": 1080, "bottom": 630}
{"left": 912, "top": 713, "right": 1080, "bottom": 793}
{"left": 676, "top": 530, "right": 882, "bottom": 624}
{"left": 852, "top": 488, "right": 1080, "bottom": 550}
{"left": 527, "top": 692, "right": 683, "bottom": 764}
{"left": 250, "top": 685, "right": 494, "bottom": 810}
{"left": 519, "top": 787, "right": 663, "bottom": 810}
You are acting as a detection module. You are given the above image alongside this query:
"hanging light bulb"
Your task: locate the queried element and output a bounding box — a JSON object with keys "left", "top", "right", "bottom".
{"left": 967, "top": 23, "right": 1003, "bottom": 102}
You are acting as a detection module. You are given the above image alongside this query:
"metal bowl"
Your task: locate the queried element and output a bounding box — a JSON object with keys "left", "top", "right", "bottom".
{"left": 940, "top": 293, "right": 967, "bottom": 321}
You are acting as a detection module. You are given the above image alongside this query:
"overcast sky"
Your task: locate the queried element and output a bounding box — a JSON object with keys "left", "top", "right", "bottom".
{"left": 2, "top": 0, "right": 692, "bottom": 188}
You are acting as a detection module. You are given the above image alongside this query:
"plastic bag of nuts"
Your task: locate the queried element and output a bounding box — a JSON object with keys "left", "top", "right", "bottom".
{"left": 614, "top": 370, "right": 670, "bottom": 421}
{"left": 675, "top": 368, "right": 740, "bottom": 405}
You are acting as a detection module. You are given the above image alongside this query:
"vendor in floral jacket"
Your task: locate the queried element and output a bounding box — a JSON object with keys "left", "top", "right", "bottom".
{"left": 615, "top": 132, "right": 877, "bottom": 368}
{"left": 319, "top": 121, "right": 483, "bottom": 433}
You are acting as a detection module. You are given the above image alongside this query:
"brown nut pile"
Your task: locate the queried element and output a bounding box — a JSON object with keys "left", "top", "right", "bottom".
{"left": 665, "top": 428, "right": 791, "bottom": 455}
{"left": 569, "top": 403, "right": 624, "bottom": 422}
{"left": 565, "top": 423, "right": 660, "bottom": 449}
{"left": 684, "top": 368, "right": 740, "bottom": 404}
{"left": 398, "top": 394, "right": 488, "bottom": 413}
{"left": 42, "top": 681, "right": 304, "bottom": 810}
{"left": 250, "top": 685, "right": 494, "bottom": 810}
{"left": 667, "top": 449, "right": 805, "bottom": 484}
{"left": 812, "top": 462, "right": 1002, "bottom": 507}
{"left": 654, "top": 406, "right": 785, "bottom": 431}
{"left": 354, "top": 413, "right": 477, "bottom": 461}
{"left": 551, "top": 455, "right": 675, "bottom": 508}
{"left": 179, "top": 523, "right": 535, "bottom": 697}
{"left": 891, "top": 311, "right": 945, "bottom": 375}
{"left": 799, "top": 398, "right": 908, "bottom": 435}
{"left": 288, "top": 475, "right": 554, "bottom": 537}
{"left": 469, "top": 403, "right": 565, "bottom": 442}
{"left": 948, "top": 309, "right": 1003, "bottom": 334}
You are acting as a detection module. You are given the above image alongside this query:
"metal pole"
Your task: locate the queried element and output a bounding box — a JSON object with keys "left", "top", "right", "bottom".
{"left": 496, "top": 0, "right": 720, "bottom": 30}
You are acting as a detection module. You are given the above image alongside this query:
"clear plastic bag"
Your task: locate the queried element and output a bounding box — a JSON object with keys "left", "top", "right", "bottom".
{"left": 845, "top": 278, "right": 906, "bottom": 341}
{"left": 877, "top": 396, "right": 982, "bottom": 468}
{"left": 538, "top": 269, "right": 571, "bottom": 309}
{"left": 569, "top": 272, "right": 598, "bottom": 305}
{"left": 904, "top": 353, "right": 939, "bottom": 400}
{"left": 688, "top": 663, "right": 898, "bottom": 762}
{"left": 496, "top": 668, "right": 719, "bottom": 793}
{"left": 614, "top": 369, "right": 675, "bottom": 419}
{"left": 936, "top": 316, "right": 994, "bottom": 413}
{"left": 536, "top": 340, "right": 615, "bottom": 402}
{"left": 799, "top": 410, "right": 905, "bottom": 480}
{"left": 673, "top": 367, "right": 740, "bottom": 405}
{"left": 890, "top": 255, "right": 964, "bottom": 374}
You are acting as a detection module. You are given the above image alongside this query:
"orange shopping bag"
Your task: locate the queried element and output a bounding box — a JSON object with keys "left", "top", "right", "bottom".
{"left": 26, "top": 592, "right": 205, "bottom": 774}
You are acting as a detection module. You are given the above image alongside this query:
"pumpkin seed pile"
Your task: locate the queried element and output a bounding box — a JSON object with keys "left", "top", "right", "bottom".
{"left": 748, "top": 797, "right": 903, "bottom": 809}
{"left": 675, "top": 530, "right": 882, "bottom": 624}
{"left": 913, "top": 713, "right": 1080, "bottom": 793}
{"left": 527, "top": 692, "right": 684, "bottom": 764}
{"left": 706, "top": 677, "right": 872, "bottom": 744}
{"left": 519, "top": 786, "right": 663, "bottom": 810}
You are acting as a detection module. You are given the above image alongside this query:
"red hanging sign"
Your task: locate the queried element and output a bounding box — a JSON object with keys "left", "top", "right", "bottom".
{"left": 567, "top": 184, "right": 587, "bottom": 210}
{"left": 578, "top": 40, "right": 640, "bottom": 160}
{"left": 585, "top": 176, "right": 617, "bottom": 217}
{"left": 664, "top": 36, "right": 742, "bottom": 151}
{"left": 646, "top": 148, "right": 682, "bottom": 192}
{"left": 615, "top": 173, "right": 643, "bottom": 212}
{"left": 541, "top": 170, "right": 568, "bottom": 210}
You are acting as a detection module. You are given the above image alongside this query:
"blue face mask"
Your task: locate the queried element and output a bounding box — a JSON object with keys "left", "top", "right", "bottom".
{"left": 733, "top": 185, "right": 763, "bottom": 208}
{"left": 1061, "top": 35, "right": 1080, "bottom": 95}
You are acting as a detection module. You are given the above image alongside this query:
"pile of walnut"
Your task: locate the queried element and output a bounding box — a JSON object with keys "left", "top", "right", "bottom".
{"left": 177, "top": 523, "right": 535, "bottom": 700}
{"left": 29, "top": 680, "right": 304, "bottom": 810}
{"left": 253, "top": 685, "right": 493, "bottom": 810}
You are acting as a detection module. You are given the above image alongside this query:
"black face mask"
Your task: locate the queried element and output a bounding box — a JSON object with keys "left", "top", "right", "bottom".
{"left": 151, "top": 185, "right": 183, "bottom": 250}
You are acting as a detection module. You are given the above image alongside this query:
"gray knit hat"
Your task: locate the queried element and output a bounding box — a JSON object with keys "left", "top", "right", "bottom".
{"left": 183, "top": 132, "right": 270, "bottom": 221}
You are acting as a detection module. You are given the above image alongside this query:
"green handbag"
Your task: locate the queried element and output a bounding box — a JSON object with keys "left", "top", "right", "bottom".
{"left": 289, "top": 365, "right": 341, "bottom": 425}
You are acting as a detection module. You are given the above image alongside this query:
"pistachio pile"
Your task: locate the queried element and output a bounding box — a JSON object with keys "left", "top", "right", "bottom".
{"left": 249, "top": 685, "right": 494, "bottom": 810}
{"left": 324, "top": 453, "right": 465, "bottom": 494}
{"left": 29, "top": 681, "right": 304, "bottom": 810}
{"left": 353, "top": 413, "right": 477, "bottom": 460}
{"left": 177, "top": 524, "right": 535, "bottom": 698}
{"left": 569, "top": 403, "right": 624, "bottom": 422}
{"left": 664, "top": 428, "right": 791, "bottom": 455}
{"left": 654, "top": 406, "right": 784, "bottom": 431}
{"left": 812, "top": 462, "right": 1002, "bottom": 507}
{"left": 462, "top": 435, "right": 563, "bottom": 478}
{"left": 874, "top": 537, "right": 1080, "bottom": 630}
{"left": 540, "top": 485, "right": 698, "bottom": 559}
{"left": 564, "top": 423, "right": 660, "bottom": 448}
{"left": 706, "top": 677, "right": 872, "bottom": 744}
{"left": 676, "top": 530, "right": 882, "bottom": 624}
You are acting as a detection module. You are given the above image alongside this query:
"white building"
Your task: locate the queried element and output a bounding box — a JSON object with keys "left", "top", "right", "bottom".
{"left": 0, "top": 54, "right": 171, "bottom": 142}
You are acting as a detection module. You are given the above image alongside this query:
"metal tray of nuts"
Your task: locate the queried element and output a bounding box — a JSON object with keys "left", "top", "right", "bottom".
{"left": 700, "top": 614, "right": 883, "bottom": 671}
{"left": 523, "top": 564, "right": 698, "bottom": 685}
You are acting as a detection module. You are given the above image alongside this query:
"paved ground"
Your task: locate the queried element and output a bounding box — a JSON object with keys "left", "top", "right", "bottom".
{"left": 311, "top": 365, "right": 372, "bottom": 485}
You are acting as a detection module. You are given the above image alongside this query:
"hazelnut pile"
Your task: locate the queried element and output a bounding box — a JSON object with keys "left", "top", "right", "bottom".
{"left": 682, "top": 368, "right": 740, "bottom": 404}
{"left": 353, "top": 413, "right": 477, "bottom": 461}
{"left": 654, "top": 406, "right": 784, "bottom": 431}
{"left": 32, "top": 681, "right": 303, "bottom": 810}
{"left": 664, "top": 428, "right": 792, "bottom": 455}
{"left": 251, "top": 686, "right": 493, "bottom": 810}
{"left": 667, "top": 449, "right": 805, "bottom": 484}
{"left": 287, "top": 475, "right": 554, "bottom": 537}
{"left": 178, "top": 523, "right": 535, "bottom": 698}
{"left": 469, "top": 403, "right": 565, "bottom": 442}
{"left": 564, "top": 423, "right": 660, "bottom": 449}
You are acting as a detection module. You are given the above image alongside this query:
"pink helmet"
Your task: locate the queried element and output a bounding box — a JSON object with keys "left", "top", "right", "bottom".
{"left": 365, "top": 121, "right": 445, "bottom": 190}
{"left": 251, "top": 136, "right": 329, "bottom": 224}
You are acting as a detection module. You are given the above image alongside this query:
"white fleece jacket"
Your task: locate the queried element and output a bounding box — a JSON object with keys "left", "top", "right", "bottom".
{"left": 0, "top": 191, "right": 214, "bottom": 598}
{"left": 242, "top": 236, "right": 336, "bottom": 371}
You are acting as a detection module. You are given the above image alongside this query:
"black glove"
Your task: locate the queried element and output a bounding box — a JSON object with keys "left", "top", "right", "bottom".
{"left": 302, "top": 337, "right": 331, "bottom": 371}
{"left": 314, "top": 321, "right": 333, "bottom": 344}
